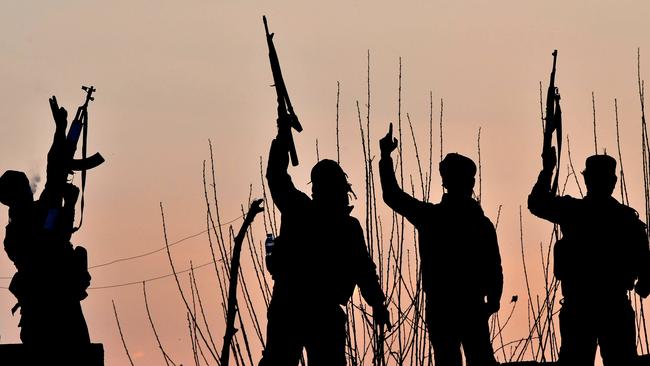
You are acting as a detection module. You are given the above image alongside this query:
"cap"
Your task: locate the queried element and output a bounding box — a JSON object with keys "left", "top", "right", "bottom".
{"left": 439, "top": 153, "right": 477, "bottom": 179}
{"left": 583, "top": 155, "right": 616, "bottom": 176}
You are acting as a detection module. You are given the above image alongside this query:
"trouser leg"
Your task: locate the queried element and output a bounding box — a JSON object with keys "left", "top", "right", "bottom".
{"left": 305, "top": 306, "right": 347, "bottom": 366}
{"left": 427, "top": 307, "right": 462, "bottom": 366}
{"left": 259, "top": 299, "right": 303, "bottom": 366}
{"left": 431, "top": 335, "right": 462, "bottom": 366}
{"left": 462, "top": 308, "right": 497, "bottom": 366}
{"left": 558, "top": 303, "right": 597, "bottom": 366}
{"left": 599, "top": 300, "right": 637, "bottom": 366}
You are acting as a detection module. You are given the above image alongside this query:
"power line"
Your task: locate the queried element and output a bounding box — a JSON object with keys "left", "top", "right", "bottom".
{"left": 88, "top": 259, "right": 222, "bottom": 290}
{"left": 0, "top": 257, "right": 224, "bottom": 291}
{"left": 0, "top": 213, "right": 244, "bottom": 280}
{"left": 89, "top": 230, "right": 207, "bottom": 270}
{"left": 90, "top": 213, "right": 243, "bottom": 269}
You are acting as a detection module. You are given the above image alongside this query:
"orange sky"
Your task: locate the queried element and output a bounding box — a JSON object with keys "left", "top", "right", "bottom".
{"left": 1, "top": 1, "right": 650, "bottom": 365}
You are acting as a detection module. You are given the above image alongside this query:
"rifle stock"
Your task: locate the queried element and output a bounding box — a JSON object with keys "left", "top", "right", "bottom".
{"left": 263, "top": 15, "right": 302, "bottom": 166}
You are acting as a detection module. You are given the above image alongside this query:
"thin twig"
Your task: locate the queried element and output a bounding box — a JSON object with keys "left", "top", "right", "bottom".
{"left": 143, "top": 282, "right": 175, "bottom": 366}
{"left": 113, "top": 300, "right": 136, "bottom": 366}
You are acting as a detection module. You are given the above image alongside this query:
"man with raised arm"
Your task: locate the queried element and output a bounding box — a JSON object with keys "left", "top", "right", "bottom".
{"left": 378, "top": 123, "right": 502, "bottom": 366}
{"left": 259, "top": 126, "right": 390, "bottom": 366}
{"left": 529, "top": 147, "right": 650, "bottom": 366}
{"left": 0, "top": 97, "right": 91, "bottom": 345}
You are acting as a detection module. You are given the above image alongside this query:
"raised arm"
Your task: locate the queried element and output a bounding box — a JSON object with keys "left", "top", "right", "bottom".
{"left": 528, "top": 146, "right": 567, "bottom": 223}
{"left": 378, "top": 123, "right": 426, "bottom": 224}
{"left": 39, "top": 96, "right": 70, "bottom": 206}
{"left": 266, "top": 129, "right": 309, "bottom": 214}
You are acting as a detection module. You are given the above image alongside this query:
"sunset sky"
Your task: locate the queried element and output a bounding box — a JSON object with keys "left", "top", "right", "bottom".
{"left": 1, "top": 1, "right": 650, "bottom": 365}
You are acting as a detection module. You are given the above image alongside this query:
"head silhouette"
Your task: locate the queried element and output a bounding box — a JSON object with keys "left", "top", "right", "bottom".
{"left": 582, "top": 155, "right": 617, "bottom": 198}
{"left": 439, "top": 153, "right": 476, "bottom": 197}
{"left": 0, "top": 170, "right": 34, "bottom": 208}
{"left": 310, "top": 159, "right": 353, "bottom": 210}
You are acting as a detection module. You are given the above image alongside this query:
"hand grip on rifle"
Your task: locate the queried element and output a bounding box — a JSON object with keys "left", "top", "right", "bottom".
{"left": 542, "top": 146, "right": 557, "bottom": 173}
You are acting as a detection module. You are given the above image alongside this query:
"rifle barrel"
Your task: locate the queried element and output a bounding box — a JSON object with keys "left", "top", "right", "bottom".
{"left": 263, "top": 15, "right": 270, "bottom": 36}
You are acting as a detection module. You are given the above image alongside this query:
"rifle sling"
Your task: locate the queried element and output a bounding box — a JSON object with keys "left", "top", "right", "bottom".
{"left": 74, "top": 110, "right": 89, "bottom": 232}
{"left": 551, "top": 101, "right": 563, "bottom": 196}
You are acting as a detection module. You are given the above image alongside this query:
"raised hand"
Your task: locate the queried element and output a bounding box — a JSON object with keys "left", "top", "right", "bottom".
{"left": 542, "top": 146, "right": 557, "bottom": 173}
{"left": 49, "top": 96, "right": 68, "bottom": 128}
{"left": 379, "top": 123, "right": 398, "bottom": 158}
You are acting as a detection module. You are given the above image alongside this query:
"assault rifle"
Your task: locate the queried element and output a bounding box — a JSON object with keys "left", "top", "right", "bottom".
{"left": 49, "top": 85, "right": 104, "bottom": 231}
{"left": 543, "top": 50, "right": 562, "bottom": 195}
{"left": 67, "top": 86, "right": 104, "bottom": 172}
{"left": 263, "top": 15, "right": 303, "bottom": 166}
{"left": 69, "top": 86, "right": 104, "bottom": 230}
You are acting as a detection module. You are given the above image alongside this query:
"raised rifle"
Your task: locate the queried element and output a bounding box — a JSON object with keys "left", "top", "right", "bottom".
{"left": 66, "top": 86, "right": 104, "bottom": 172}
{"left": 263, "top": 15, "right": 303, "bottom": 166}
{"left": 543, "top": 50, "right": 562, "bottom": 195}
{"left": 66, "top": 85, "right": 105, "bottom": 230}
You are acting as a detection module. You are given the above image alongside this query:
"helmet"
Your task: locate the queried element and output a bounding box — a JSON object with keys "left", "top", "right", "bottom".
{"left": 310, "top": 159, "right": 352, "bottom": 194}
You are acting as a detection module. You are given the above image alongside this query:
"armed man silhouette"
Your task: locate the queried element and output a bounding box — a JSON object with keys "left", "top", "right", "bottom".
{"left": 0, "top": 96, "right": 92, "bottom": 345}
{"left": 259, "top": 127, "right": 391, "bottom": 366}
{"left": 379, "top": 123, "right": 502, "bottom": 366}
{"left": 529, "top": 147, "right": 650, "bottom": 366}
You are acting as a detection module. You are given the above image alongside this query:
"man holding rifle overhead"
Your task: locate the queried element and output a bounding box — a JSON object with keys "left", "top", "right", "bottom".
{"left": 0, "top": 87, "right": 103, "bottom": 347}
{"left": 528, "top": 50, "right": 650, "bottom": 366}
{"left": 259, "top": 16, "right": 390, "bottom": 366}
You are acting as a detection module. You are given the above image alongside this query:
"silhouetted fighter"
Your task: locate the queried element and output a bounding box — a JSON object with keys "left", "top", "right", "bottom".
{"left": 259, "top": 129, "right": 390, "bottom": 366}
{"left": 529, "top": 149, "right": 650, "bottom": 366}
{"left": 0, "top": 97, "right": 91, "bottom": 345}
{"left": 379, "top": 123, "right": 502, "bottom": 366}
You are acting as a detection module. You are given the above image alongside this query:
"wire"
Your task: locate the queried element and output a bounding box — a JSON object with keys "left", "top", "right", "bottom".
{"left": 89, "top": 230, "right": 207, "bottom": 270}
{"left": 90, "top": 213, "right": 243, "bottom": 269}
{"left": 0, "top": 259, "right": 223, "bottom": 290}
{"left": 0, "top": 256, "right": 227, "bottom": 291}
{"left": 0, "top": 213, "right": 244, "bottom": 280}
{"left": 87, "top": 259, "right": 223, "bottom": 290}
